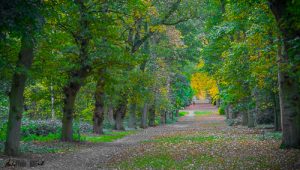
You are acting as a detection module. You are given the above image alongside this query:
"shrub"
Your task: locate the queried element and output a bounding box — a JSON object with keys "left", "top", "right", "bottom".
{"left": 21, "top": 119, "right": 61, "bottom": 137}
{"left": 218, "top": 106, "right": 225, "bottom": 115}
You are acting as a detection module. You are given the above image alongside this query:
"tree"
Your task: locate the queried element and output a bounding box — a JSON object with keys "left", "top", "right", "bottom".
{"left": 269, "top": 0, "right": 300, "bottom": 148}
{"left": 0, "top": 0, "right": 43, "bottom": 156}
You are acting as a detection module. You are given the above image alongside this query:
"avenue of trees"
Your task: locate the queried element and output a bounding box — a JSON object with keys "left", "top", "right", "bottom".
{"left": 0, "top": 0, "right": 299, "bottom": 156}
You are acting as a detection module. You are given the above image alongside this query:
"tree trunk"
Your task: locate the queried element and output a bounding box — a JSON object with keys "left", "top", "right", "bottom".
{"left": 140, "top": 103, "right": 148, "bottom": 128}
{"left": 50, "top": 80, "right": 55, "bottom": 120}
{"left": 114, "top": 104, "right": 126, "bottom": 131}
{"left": 175, "top": 110, "right": 179, "bottom": 117}
{"left": 270, "top": 0, "right": 300, "bottom": 149}
{"left": 114, "top": 96, "right": 127, "bottom": 130}
{"left": 242, "top": 111, "right": 248, "bottom": 126}
{"left": 225, "top": 104, "right": 230, "bottom": 119}
{"left": 5, "top": 33, "right": 34, "bottom": 156}
{"left": 62, "top": 82, "right": 81, "bottom": 141}
{"left": 61, "top": 0, "right": 90, "bottom": 141}
{"left": 148, "top": 106, "right": 155, "bottom": 127}
{"left": 128, "top": 103, "right": 137, "bottom": 129}
{"left": 93, "top": 72, "right": 105, "bottom": 134}
{"left": 107, "top": 103, "right": 115, "bottom": 126}
{"left": 247, "top": 109, "right": 255, "bottom": 128}
{"left": 160, "top": 112, "right": 166, "bottom": 125}
{"left": 273, "top": 91, "right": 281, "bottom": 131}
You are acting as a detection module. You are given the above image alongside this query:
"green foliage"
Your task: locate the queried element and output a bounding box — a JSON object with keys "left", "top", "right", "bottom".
{"left": 178, "top": 111, "right": 188, "bottom": 117}
{"left": 21, "top": 119, "right": 61, "bottom": 137}
{"left": 194, "top": 111, "right": 212, "bottom": 116}
{"left": 218, "top": 106, "right": 225, "bottom": 115}
{"left": 0, "top": 123, "right": 7, "bottom": 142}
{"left": 22, "top": 133, "right": 60, "bottom": 142}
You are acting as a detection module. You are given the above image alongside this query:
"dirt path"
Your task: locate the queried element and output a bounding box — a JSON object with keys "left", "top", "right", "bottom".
{"left": 25, "top": 104, "right": 299, "bottom": 170}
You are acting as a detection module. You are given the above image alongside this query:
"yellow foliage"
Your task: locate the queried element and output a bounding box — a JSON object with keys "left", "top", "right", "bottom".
{"left": 197, "top": 59, "right": 205, "bottom": 69}
{"left": 191, "top": 72, "right": 219, "bottom": 102}
{"left": 150, "top": 25, "right": 166, "bottom": 33}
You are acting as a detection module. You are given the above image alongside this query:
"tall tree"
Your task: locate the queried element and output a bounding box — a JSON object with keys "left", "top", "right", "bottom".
{"left": 61, "top": 0, "right": 92, "bottom": 141}
{"left": 269, "top": 0, "right": 300, "bottom": 148}
{"left": 0, "top": 0, "right": 43, "bottom": 156}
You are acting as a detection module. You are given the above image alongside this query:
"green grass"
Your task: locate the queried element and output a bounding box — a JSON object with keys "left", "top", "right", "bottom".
{"left": 194, "top": 111, "right": 212, "bottom": 116}
{"left": 22, "top": 131, "right": 135, "bottom": 143}
{"left": 1, "top": 131, "right": 135, "bottom": 154}
{"left": 179, "top": 111, "right": 189, "bottom": 117}
{"left": 117, "top": 153, "right": 216, "bottom": 169}
{"left": 82, "top": 131, "right": 135, "bottom": 143}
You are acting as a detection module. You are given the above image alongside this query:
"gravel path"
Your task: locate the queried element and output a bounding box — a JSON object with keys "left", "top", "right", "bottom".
{"left": 24, "top": 104, "right": 219, "bottom": 170}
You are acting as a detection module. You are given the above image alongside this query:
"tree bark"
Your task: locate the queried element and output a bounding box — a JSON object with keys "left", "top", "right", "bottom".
{"left": 50, "top": 80, "right": 55, "bottom": 120}
{"left": 270, "top": 0, "right": 300, "bottom": 148}
{"left": 140, "top": 103, "right": 148, "bottom": 128}
{"left": 5, "top": 33, "right": 34, "bottom": 156}
{"left": 62, "top": 82, "right": 81, "bottom": 141}
{"left": 242, "top": 111, "right": 248, "bottom": 126}
{"left": 93, "top": 71, "right": 105, "bottom": 134}
{"left": 160, "top": 112, "right": 166, "bottom": 125}
{"left": 273, "top": 91, "right": 281, "bottom": 131}
{"left": 225, "top": 104, "right": 230, "bottom": 119}
{"left": 175, "top": 110, "right": 179, "bottom": 117}
{"left": 114, "top": 105, "right": 126, "bottom": 131}
{"left": 61, "top": 0, "right": 91, "bottom": 141}
{"left": 247, "top": 109, "right": 255, "bottom": 128}
{"left": 114, "top": 95, "right": 127, "bottom": 130}
{"left": 128, "top": 103, "right": 137, "bottom": 129}
{"left": 148, "top": 106, "right": 155, "bottom": 127}
{"left": 107, "top": 103, "right": 115, "bottom": 126}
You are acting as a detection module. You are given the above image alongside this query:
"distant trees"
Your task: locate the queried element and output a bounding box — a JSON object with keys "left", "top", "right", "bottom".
{"left": 196, "top": 0, "right": 300, "bottom": 148}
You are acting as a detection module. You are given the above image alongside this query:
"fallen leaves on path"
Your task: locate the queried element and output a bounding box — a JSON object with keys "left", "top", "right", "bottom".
{"left": 107, "top": 113, "right": 300, "bottom": 170}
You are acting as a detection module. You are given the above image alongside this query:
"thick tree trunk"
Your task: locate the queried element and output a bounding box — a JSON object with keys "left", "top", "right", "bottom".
{"left": 270, "top": 0, "right": 300, "bottom": 149}
{"left": 140, "top": 103, "right": 148, "bottom": 128}
{"left": 61, "top": 47, "right": 90, "bottom": 141}
{"left": 148, "top": 106, "right": 155, "bottom": 127}
{"left": 114, "top": 104, "right": 126, "bottom": 130}
{"left": 5, "top": 33, "right": 34, "bottom": 156}
{"left": 128, "top": 103, "right": 137, "bottom": 129}
{"left": 62, "top": 82, "right": 80, "bottom": 141}
{"left": 114, "top": 112, "right": 124, "bottom": 130}
{"left": 247, "top": 109, "right": 255, "bottom": 128}
{"left": 175, "top": 110, "right": 179, "bottom": 117}
{"left": 273, "top": 92, "right": 281, "bottom": 131}
{"left": 114, "top": 96, "right": 127, "bottom": 130}
{"left": 93, "top": 73, "right": 105, "bottom": 134}
{"left": 242, "top": 111, "right": 248, "bottom": 126}
{"left": 278, "top": 60, "right": 300, "bottom": 148}
{"left": 107, "top": 103, "right": 115, "bottom": 126}
{"left": 160, "top": 112, "right": 166, "bottom": 125}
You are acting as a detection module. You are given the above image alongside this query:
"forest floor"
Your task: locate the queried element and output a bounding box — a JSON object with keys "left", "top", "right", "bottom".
{"left": 20, "top": 104, "right": 300, "bottom": 170}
